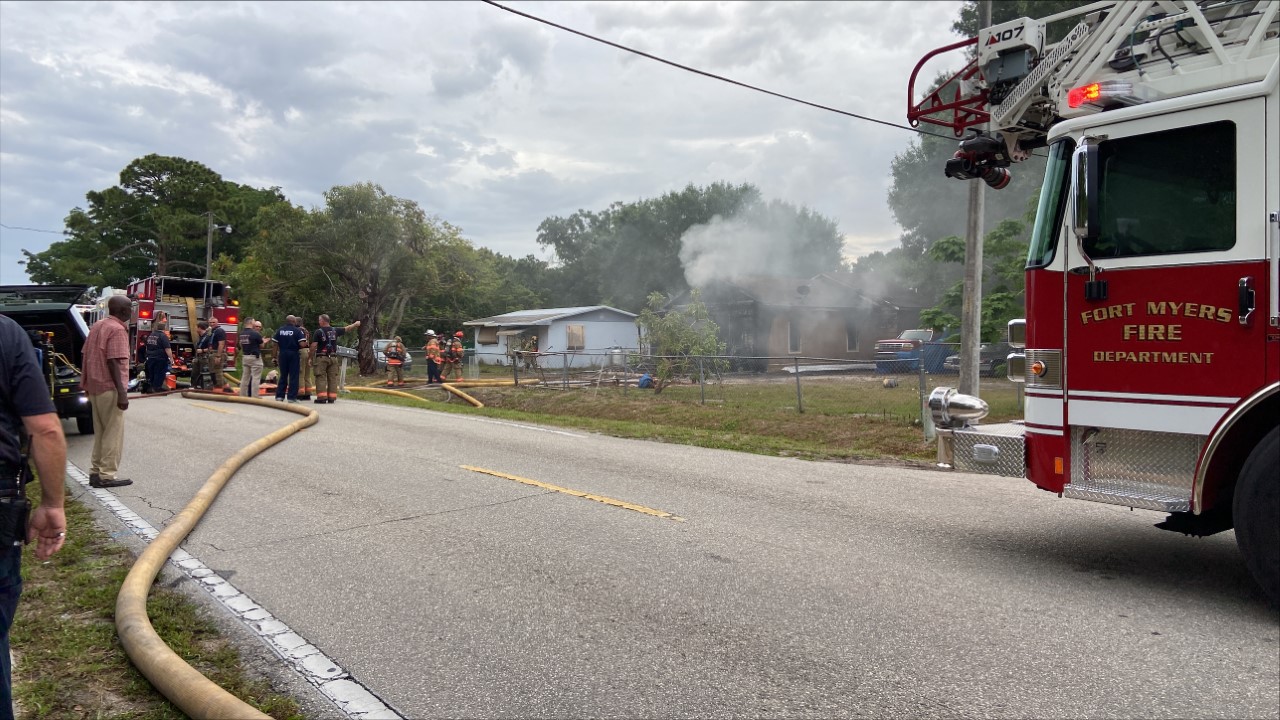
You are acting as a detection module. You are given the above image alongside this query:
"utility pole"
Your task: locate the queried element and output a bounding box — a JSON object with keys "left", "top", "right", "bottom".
{"left": 959, "top": 0, "right": 992, "bottom": 397}
{"left": 204, "top": 211, "right": 232, "bottom": 281}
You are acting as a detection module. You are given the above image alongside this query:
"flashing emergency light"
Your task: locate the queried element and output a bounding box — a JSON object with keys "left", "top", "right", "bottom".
{"left": 139, "top": 309, "right": 151, "bottom": 319}
{"left": 228, "top": 315, "right": 238, "bottom": 324}
{"left": 1067, "top": 80, "right": 1144, "bottom": 109}
{"left": 231, "top": 299, "right": 239, "bottom": 306}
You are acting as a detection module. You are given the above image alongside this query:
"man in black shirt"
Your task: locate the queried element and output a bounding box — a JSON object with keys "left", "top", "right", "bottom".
{"left": 0, "top": 315, "right": 67, "bottom": 710}
{"left": 238, "top": 317, "right": 264, "bottom": 398}
{"left": 143, "top": 321, "right": 173, "bottom": 394}
{"left": 208, "top": 318, "right": 229, "bottom": 394}
{"left": 311, "top": 314, "right": 361, "bottom": 403}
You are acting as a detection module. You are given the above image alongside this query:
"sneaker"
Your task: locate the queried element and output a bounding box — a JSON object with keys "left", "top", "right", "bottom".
{"left": 287, "top": 399, "right": 299, "bottom": 404}
{"left": 275, "top": 397, "right": 285, "bottom": 402}
{"left": 90, "top": 477, "right": 133, "bottom": 489}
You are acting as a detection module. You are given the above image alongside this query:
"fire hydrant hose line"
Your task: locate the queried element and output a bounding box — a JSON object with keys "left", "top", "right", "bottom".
{"left": 346, "top": 379, "right": 536, "bottom": 408}
{"left": 115, "top": 393, "right": 318, "bottom": 719}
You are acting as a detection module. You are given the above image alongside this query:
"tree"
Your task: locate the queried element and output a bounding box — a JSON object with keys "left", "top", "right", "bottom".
{"left": 250, "top": 183, "right": 462, "bottom": 374}
{"left": 22, "top": 154, "right": 285, "bottom": 288}
{"left": 635, "top": 290, "right": 726, "bottom": 393}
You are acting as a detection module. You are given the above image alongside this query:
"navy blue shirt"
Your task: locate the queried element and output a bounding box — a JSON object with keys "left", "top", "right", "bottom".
{"left": 196, "top": 329, "right": 213, "bottom": 351}
{"left": 210, "top": 325, "right": 227, "bottom": 352}
{"left": 273, "top": 325, "right": 306, "bottom": 354}
{"left": 144, "top": 331, "right": 171, "bottom": 361}
{"left": 239, "top": 329, "right": 263, "bottom": 356}
{"left": 0, "top": 315, "right": 57, "bottom": 466}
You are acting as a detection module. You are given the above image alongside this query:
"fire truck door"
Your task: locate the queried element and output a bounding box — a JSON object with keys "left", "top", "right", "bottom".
{"left": 1064, "top": 99, "right": 1270, "bottom": 440}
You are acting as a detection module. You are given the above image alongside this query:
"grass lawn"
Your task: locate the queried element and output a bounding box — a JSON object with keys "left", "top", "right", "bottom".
{"left": 346, "top": 369, "right": 1024, "bottom": 464}
{"left": 11, "top": 480, "right": 302, "bottom": 719}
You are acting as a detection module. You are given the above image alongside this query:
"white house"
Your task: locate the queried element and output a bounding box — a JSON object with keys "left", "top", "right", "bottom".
{"left": 464, "top": 306, "right": 639, "bottom": 369}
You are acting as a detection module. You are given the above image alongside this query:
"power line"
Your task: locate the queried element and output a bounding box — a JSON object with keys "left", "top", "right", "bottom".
{"left": 0, "top": 223, "right": 66, "bottom": 235}
{"left": 480, "top": 0, "right": 959, "bottom": 141}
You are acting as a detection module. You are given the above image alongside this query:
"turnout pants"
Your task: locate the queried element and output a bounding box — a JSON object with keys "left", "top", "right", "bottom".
{"left": 388, "top": 362, "right": 403, "bottom": 384}
{"left": 299, "top": 347, "right": 314, "bottom": 398}
{"left": 315, "top": 355, "right": 341, "bottom": 400}
{"left": 211, "top": 350, "right": 226, "bottom": 389}
{"left": 240, "top": 354, "right": 264, "bottom": 397}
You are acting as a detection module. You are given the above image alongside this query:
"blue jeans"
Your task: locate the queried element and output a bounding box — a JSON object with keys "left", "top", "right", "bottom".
{"left": 145, "top": 357, "right": 168, "bottom": 393}
{"left": 277, "top": 351, "right": 300, "bottom": 400}
{"left": 0, "top": 542, "right": 22, "bottom": 719}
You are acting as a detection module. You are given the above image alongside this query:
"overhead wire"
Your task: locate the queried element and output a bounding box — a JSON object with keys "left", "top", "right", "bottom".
{"left": 479, "top": 0, "right": 962, "bottom": 142}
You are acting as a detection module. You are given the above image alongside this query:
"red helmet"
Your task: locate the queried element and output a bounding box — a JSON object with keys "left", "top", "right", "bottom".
{"left": 454, "top": 331, "right": 463, "bottom": 338}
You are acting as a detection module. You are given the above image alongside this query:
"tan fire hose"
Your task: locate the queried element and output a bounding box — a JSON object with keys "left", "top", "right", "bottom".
{"left": 347, "top": 379, "right": 534, "bottom": 408}
{"left": 115, "top": 394, "right": 318, "bottom": 718}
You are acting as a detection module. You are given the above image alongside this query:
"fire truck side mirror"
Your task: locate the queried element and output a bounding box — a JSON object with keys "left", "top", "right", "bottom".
{"left": 1071, "top": 141, "right": 1100, "bottom": 241}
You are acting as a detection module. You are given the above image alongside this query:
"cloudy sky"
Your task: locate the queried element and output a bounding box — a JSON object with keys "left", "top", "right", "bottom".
{"left": 0, "top": 0, "right": 965, "bottom": 284}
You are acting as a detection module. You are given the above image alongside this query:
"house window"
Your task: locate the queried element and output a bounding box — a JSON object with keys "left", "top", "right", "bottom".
{"left": 566, "top": 324, "right": 585, "bottom": 351}
{"left": 846, "top": 322, "right": 858, "bottom": 352}
{"left": 788, "top": 320, "right": 800, "bottom": 354}
{"left": 477, "top": 327, "right": 498, "bottom": 344}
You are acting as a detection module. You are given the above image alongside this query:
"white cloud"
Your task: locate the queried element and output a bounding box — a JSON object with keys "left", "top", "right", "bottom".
{"left": 0, "top": 0, "right": 966, "bottom": 283}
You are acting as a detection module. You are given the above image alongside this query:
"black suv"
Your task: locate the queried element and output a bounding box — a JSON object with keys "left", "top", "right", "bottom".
{"left": 0, "top": 284, "right": 95, "bottom": 434}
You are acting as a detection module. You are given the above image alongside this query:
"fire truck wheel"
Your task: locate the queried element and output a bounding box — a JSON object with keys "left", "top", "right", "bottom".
{"left": 76, "top": 414, "right": 94, "bottom": 435}
{"left": 1233, "top": 425, "right": 1278, "bottom": 605}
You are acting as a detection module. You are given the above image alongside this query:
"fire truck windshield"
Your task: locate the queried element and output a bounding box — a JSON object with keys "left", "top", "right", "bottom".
{"left": 1026, "top": 138, "right": 1074, "bottom": 269}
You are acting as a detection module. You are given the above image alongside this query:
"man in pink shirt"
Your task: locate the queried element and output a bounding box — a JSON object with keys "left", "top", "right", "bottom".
{"left": 81, "top": 294, "right": 133, "bottom": 488}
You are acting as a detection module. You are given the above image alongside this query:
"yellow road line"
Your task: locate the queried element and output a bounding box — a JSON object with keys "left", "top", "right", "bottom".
{"left": 188, "top": 402, "right": 235, "bottom": 415}
{"left": 461, "top": 465, "right": 685, "bottom": 522}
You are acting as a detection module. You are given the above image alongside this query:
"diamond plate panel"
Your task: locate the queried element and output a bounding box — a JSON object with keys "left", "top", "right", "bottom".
{"left": 1065, "top": 427, "right": 1203, "bottom": 512}
{"left": 952, "top": 423, "right": 1027, "bottom": 477}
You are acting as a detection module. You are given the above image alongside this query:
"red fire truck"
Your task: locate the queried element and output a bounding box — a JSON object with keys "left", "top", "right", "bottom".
{"left": 115, "top": 275, "right": 240, "bottom": 374}
{"left": 909, "top": 1, "right": 1279, "bottom": 601}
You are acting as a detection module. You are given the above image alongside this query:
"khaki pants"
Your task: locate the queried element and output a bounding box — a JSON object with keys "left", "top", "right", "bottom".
{"left": 299, "top": 347, "right": 314, "bottom": 396}
{"left": 211, "top": 350, "right": 226, "bottom": 389}
{"left": 388, "top": 363, "right": 403, "bottom": 384}
{"left": 315, "top": 355, "right": 341, "bottom": 400}
{"left": 240, "top": 354, "right": 264, "bottom": 397}
{"left": 88, "top": 390, "right": 126, "bottom": 480}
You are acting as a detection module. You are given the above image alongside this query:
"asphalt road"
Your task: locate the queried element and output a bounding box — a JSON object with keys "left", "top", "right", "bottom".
{"left": 64, "top": 394, "right": 1278, "bottom": 719}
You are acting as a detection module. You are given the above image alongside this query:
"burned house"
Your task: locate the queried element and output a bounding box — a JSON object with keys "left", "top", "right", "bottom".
{"left": 667, "top": 273, "right": 922, "bottom": 369}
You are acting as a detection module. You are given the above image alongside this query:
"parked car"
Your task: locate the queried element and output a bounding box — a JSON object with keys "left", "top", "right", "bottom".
{"left": 874, "top": 329, "right": 936, "bottom": 373}
{"left": 0, "top": 284, "right": 95, "bottom": 434}
{"left": 373, "top": 339, "right": 414, "bottom": 372}
{"left": 943, "top": 342, "right": 1013, "bottom": 377}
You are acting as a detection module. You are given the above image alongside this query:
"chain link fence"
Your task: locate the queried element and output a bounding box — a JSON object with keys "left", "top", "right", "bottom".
{"left": 454, "top": 344, "right": 1021, "bottom": 429}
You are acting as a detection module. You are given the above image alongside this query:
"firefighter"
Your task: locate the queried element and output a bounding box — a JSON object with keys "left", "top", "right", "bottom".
{"left": 238, "top": 316, "right": 264, "bottom": 398}
{"left": 297, "top": 321, "right": 313, "bottom": 400}
{"left": 193, "top": 320, "right": 213, "bottom": 390}
{"left": 385, "top": 336, "right": 406, "bottom": 386}
{"left": 446, "top": 331, "right": 465, "bottom": 382}
{"left": 265, "top": 315, "right": 305, "bottom": 403}
{"left": 311, "top": 314, "right": 361, "bottom": 403}
{"left": 143, "top": 320, "right": 174, "bottom": 394}
{"left": 423, "top": 330, "right": 443, "bottom": 384}
{"left": 208, "top": 317, "right": 230, "bottom": 393}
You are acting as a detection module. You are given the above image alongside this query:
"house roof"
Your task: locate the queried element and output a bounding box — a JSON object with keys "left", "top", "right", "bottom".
{"left": 464, "top": 305, "right": 637, "bottom": 327}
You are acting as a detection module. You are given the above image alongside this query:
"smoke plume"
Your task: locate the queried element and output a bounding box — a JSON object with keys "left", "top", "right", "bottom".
{"left": 679, "top": 202, "right": 834, "bottom": 288}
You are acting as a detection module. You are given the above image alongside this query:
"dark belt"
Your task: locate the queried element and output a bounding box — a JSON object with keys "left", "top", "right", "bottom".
{"left": 243, "top": 353, "right": 260, "bottom": 357}
{"left": 315, "top": 352, "right": 335, "bottom": 357}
